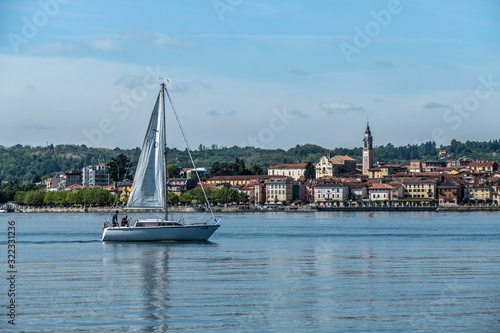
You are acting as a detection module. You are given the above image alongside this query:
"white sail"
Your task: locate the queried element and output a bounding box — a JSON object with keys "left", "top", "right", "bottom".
{"left": 126, "top": 89, "right": 166, "bottom": 210}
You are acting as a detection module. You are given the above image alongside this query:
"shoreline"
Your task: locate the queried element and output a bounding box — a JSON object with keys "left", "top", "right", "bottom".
{"left": 7, "top": 205, "right": 500, "bottom": 213}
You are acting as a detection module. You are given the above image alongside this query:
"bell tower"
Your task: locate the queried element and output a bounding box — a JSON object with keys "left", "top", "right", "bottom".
{"left": 362, "top": 122, "right": 373, "bottom": 176}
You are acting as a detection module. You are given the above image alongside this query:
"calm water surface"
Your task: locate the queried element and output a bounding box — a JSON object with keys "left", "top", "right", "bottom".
{"left": 1, "top": 211, "right": 499, "bottom": 332}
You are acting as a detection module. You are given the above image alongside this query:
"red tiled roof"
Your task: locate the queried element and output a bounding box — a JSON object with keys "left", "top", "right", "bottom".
{"left": 268, "top": 163, "right": 307, "bottom": 169}
{"left": 315, "top": 183, "right": 347, "bottom": 188}
{"left": 335, "top": 155, "right": 356, "bottom": 161}
{"left": 469, "top": 161, "right": 496, "bottom": 166}
{"left": 369, "top": 183, "right": 393, "bottom": 190}
{"left": 208, "top": 175, "right": 274, "bottom": 181}
{"left": 348, "top": 183, "right": 367, "bottom": 189}
{"left": 402, "top": 178, "right": 437, "bottom": 184}
{"left": 329, "top": 159, "right": 344, "bottom": 165}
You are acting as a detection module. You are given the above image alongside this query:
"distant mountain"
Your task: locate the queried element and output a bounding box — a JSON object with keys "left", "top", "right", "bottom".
{"left": 1, "top": 139, "right": 499, "bottom": 182}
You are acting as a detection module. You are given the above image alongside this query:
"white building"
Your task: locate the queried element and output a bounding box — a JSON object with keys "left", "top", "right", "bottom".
{"left": 82, "top": 163, "right": 109, "bottom": 186}
{"left": 268, "top": 163, "right": 307, "bottom": 181}
{"left": 368, "top": 183, "right": 393, "bottom": 201}
{"left": 314, "top": 183, "right": 350, "bottom": 202}
{"left": 349, "top": 183, "right": 368, "bottom": 200}
{"left": 185, "top": 167, "right": 209, "bottom": 179}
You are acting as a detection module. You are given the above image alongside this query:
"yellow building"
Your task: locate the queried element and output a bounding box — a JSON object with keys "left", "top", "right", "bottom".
{"left": 368, "top": 164, "right": 405, "bottom": 179}
{"left": 468, "top": 161, "right": 498, "bottom": 173}
{"left": 473, "top": 185, "right": 492, "bottom": 200}
{"left": 265, "top": 176, "right": 294, "bottom": 204}
{"left": 402, "top": 179, "right": 437, "bottom": 199}
{"left": 206, "top": 175, "right": 274, "bottom": 186}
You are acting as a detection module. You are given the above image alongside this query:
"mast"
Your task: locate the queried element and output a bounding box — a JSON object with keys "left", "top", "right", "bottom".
{"left": 164, "top": 82, "right": 218, "bottom": 224}
{"left": 161, "top": 82, "right": 168, "bottom": 222}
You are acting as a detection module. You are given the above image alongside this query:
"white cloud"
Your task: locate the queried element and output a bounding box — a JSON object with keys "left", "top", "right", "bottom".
{"left": 122, "top": 29, "right": 195, "bottom": 48}
{"left": 170, "top": 80, "right": 210, "bottom": 92}
{"left": 114, "top": 74, "right": 147, "bottom": 89}
{"left": 319, "top": 102, "right": 364, "bottom": 114}
{"left": 87, "top": 36, "right": 122, "bottom": 52}
{"left": 21, "top": 42, "right": 80, "bottom": 55}
{"left": 290, "top": 69, "right": 308, "bottom": 76}
{"left": 423, "top": 102, "right": 449, "bottom": 109}
{"left": 24, "top": 122, "right": 56, "bottom": 130}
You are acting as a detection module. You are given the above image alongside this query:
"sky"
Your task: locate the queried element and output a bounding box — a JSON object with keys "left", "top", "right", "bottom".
{"left": 1, "top": 0, "right": 499, "bottom": 150}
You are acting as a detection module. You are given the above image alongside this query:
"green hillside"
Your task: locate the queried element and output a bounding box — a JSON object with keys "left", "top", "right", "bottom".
{"left": 1, "top": 139, "right": 500, "bottom": 182}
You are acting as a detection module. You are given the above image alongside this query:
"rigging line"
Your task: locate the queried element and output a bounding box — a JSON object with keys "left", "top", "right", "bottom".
{"left": 163, "top": 84, "right": 217, "bottom": 223}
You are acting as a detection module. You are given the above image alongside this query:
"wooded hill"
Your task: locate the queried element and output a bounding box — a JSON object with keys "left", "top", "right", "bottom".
{"left": 2, "top": 139, "right": 500, "bottom": 182}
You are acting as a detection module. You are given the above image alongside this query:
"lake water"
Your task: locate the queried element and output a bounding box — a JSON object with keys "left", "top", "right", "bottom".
{"left": 1, "top": 211, "right": 499, "bottom": 332}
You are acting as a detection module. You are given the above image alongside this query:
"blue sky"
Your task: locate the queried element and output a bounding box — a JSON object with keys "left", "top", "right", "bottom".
{"left": 1, "top": 0, "right": 499, "bottom": 150}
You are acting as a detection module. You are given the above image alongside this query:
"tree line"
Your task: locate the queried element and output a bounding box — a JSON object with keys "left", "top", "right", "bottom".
{"left": 13, "top": 188, "right": 117, "bottom": 206}
{"left": 167, "top": 187, "right": 250, "bottom": 206}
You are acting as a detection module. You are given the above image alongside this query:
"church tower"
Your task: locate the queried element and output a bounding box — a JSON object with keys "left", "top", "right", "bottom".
{"left": 362, "top": 122, "right": 373, "bottom": 176}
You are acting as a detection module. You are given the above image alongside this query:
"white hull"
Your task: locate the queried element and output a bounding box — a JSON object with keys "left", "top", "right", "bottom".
{"left": 101, "top": 223, "right": 219, "bottom": 242}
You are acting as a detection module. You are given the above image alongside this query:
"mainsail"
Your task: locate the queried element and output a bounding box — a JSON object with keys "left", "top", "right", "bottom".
{"left": 126, "top": 88, "right": 166, "bottom": 210}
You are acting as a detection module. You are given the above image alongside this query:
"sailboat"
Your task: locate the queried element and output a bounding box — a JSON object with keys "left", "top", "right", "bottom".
{"left": 101, "top": 82, "right": 220, "bottom": 242}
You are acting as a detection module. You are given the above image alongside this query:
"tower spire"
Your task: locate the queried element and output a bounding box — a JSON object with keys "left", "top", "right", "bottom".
{"left": 362, "top": 122, "right": 373, "bottom": 176}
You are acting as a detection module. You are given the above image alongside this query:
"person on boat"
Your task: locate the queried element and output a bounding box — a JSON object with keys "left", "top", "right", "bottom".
{"left": 112, "top": 210, "right": 119, "bottom": 227}
{"left": 121, "top": 214, "right": 130, "bottom": 227}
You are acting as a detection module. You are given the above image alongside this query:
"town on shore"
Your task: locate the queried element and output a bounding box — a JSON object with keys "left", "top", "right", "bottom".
{"left": 3, "top": 123, "right": 500, "bottom": 213}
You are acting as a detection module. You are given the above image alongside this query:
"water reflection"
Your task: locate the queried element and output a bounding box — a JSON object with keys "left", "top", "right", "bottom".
{"left": 102, "top": 242, "right": 171, "bottom": 331}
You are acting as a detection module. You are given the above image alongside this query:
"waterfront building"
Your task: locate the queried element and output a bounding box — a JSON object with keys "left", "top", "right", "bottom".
{"left": 299, "top": 179, "right": 316, "bottom": 203}
{"left": 368, "top": 183, "right": 394, "bottom": 201}
{"left": 472, "top": 184, "right": 492, "bottom": 201}
{"left": 252, "top": 183, "right": 266, "bottom": 204}
{"left": 401, "top": 178, "right": 437, "bottom": 199}
{"left": 388, "top": 181, "right": 405, "bottom": 200}
{"left": 463, "top": 185, "right": 475, "bottom": 202}
{"left": 264, "top": 176, "right": 294, "bottom": 204}
{"left": 314, "top": 183, "right": 350, "bottom": 202}
{"left": 348, "top": 183, "right": 368, "bottom": 200}
{"left": 362, "top": 122, "right": 373, "bottom": 176}
{"left": 268, "top": 163, "right": 307, "bottom": 181}
{"left": 491, "top": 191, "right": 500, "bottom": 205}
{"left": 206, "top": 175, "right": 274, "bottom": 186}
{"left": 437, "top": 180, "right": 462, "bottom": 206}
